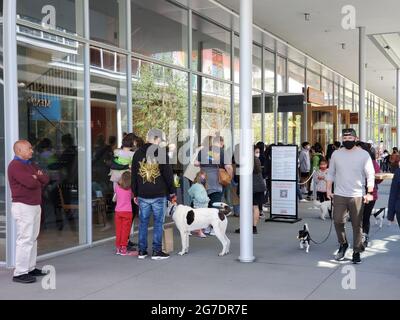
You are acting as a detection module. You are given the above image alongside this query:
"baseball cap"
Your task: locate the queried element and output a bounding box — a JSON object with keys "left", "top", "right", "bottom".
{"left": 342, "top": 128, "right": 357, "bottom": 138}
{"left": 146, "top": 128, "right": 167, "bottom": 143}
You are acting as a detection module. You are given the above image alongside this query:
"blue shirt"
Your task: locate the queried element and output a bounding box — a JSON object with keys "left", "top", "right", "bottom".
{"left": 14, "top": 156, "right": 32, "bottom": 165}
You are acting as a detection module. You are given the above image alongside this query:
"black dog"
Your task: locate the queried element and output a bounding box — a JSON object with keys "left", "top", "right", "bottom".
{"left": 297, "top": 224, "right": 310, "bottom": 253}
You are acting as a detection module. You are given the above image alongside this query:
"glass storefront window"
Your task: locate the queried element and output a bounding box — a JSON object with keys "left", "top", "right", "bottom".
{"left": 252, "top": 91, "right": 262, "bottom": 142}
{"left": 253, "top": 45, "right": 262, "bottom": 90}
{"left": 264, "top": 49, "right": 275, "bottom": 93}
{"left": 90, "top": 0, "right": 126, "bottom": 48}
{"left": 277, "top": 56, "right": 286, "bottom": 93}
{"left": 192, "top": 14, "right": 231, "bottom": 81}
{"left": 322, "top": 78, "right": 333, "bottom": 105}
{"left": 131, "top": 0, "right": 188, "bottom": 68}
{"left": 17, "top": 27, "right": 86, "bottom": 254}
{"left": 90, "top": 47, "right": 128, "bottom": 241}
{"left": 307, "top": 70, "right": 320, "bottom": 91}
{"left": 0, "top": 21, "right": 5, "bottom": 262}
{"left": 264, "top": 95, "right": 275, "bottom": 144}
{"left": 17, "top": 0, "right": 83, "bottom": 36}
{"left": 288, "top": 61, "right": 304, "bottom": 94}
{"left": 344, "top": 88, "right": 353, "bottom": 111}
{"left": 193, "top": 76, "right": 231, "bottom": 150}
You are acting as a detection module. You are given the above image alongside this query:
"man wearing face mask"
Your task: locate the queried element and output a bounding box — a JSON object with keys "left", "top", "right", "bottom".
{"left": 326, "top": 129, "right": 375, "bottom": 264}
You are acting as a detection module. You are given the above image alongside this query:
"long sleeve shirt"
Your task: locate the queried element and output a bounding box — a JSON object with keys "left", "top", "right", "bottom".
{"left": 327, "top": 147, "right": 375, "bottom": 197}
{"left": 8, "top": 158, "right": 50, "bottom": 205}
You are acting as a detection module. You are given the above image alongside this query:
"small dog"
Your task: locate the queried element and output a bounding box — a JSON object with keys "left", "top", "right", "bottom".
{"left": 373, "top": 208, "right": 386, "bottom": 228}
{"left": 297, "top": 224, "right": 311, "bottom": 253}
{"left": 313, "top": 200, "right": 332, "bottom": 220}
{"left": 168, "top": 202, "right": 231, "bottom": 256}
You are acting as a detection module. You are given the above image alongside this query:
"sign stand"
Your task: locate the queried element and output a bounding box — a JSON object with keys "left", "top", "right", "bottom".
{"left": 265, "top": 144, "right": 301, "bottom": 224}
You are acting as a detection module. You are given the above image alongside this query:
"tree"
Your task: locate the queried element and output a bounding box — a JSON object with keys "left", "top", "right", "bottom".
{"left": 132, "top": 63, "right": 187, "bottom": 140}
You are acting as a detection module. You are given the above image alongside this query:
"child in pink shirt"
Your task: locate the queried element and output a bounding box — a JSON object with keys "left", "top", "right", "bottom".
{"left": 114, "top": 171, "right": 137, "bottom": 256}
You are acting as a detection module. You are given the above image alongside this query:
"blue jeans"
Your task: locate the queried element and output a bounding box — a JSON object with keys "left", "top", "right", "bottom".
{"left": 138, "top": 197, "right": 167, "bottom": 253}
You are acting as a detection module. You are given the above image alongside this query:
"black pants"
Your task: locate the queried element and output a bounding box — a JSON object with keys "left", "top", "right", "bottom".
{"left": 362, "top": 200, "right": 376, "bottom": 235}
{"left": 317, "top": 192, "right": 328, "bottom": 203}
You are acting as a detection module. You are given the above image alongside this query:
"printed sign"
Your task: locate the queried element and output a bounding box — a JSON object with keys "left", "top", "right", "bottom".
{"left": 271, "top": 181, "right": 297, "bottom": 216}
{"left": 271, "top": 146, "right": 297, "bottom": 181}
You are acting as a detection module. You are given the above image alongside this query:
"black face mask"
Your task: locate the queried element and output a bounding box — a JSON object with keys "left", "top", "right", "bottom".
{"left": 343, "top": 140, "right": 356, "bottom": 150}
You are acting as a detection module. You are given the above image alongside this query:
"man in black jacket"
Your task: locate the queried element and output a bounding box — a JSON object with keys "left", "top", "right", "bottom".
{"left": 131, "top": 129, "right": 176, "bottom": 260}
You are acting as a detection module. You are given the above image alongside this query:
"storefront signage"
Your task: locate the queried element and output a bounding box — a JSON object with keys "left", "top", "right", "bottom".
{"left": 307, "top": 87, "right": 324, "bottom": 105}
{"left": 30, "top": 95, "right": 61, "bottom": 121}
{"left": 267, "top": 145, "right": 300, "bottom": 223}
{"left": 350, "top": 112, "right": 359, "bottom": 124}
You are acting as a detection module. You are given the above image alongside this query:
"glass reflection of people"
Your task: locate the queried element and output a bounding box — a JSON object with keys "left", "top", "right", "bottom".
{"left": 48, "top": 134, "right": 79, "bottom": 230}
{"left": 92, "top": 134, "right": 113, "bottom": 195}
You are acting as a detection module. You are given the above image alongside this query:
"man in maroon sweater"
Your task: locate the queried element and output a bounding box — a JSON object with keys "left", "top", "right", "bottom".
{"left": 8, "top": 140, "right": 50, "bottom": 284}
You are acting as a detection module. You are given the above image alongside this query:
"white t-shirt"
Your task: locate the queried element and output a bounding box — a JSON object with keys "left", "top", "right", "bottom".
{"left": 327, "top": 147, "right": 375, "bottom": 197}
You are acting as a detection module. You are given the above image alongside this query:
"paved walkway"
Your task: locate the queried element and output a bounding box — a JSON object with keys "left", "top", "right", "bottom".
{"left": 1, "top": 181, "right": 399, "bottom": 300}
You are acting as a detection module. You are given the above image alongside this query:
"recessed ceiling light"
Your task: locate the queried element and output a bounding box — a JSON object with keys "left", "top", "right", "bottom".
{"left": 384, "top": 45, "right": 391, "bottom": 50}
{"left": 304, "top": 13, "right": 311, "bottom": 21}
{"left": 341, "top": 43, "right": 346, "bottom": 50}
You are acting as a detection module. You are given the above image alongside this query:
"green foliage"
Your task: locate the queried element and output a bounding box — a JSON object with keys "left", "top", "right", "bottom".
{"left": 132, "top": 63, "right": 187, "bottom": 140}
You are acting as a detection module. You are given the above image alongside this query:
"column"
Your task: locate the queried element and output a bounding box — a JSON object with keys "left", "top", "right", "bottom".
{"left": 396, "top": 69, "right": 400, "bottom": 147}
{"left": 239, "top": 0, "right": 254, "bottom": 263}
{"left": 359, "top": 26, "right": 366, "bottom": 140}
{"left": 4, "top": 0, "right": 18, "bottom": 268}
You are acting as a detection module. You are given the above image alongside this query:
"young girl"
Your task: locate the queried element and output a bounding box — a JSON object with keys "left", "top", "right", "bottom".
{"left": 114, "top": 171, "right": 137, "bottom": 256}
{"left": 315, "top": 158, "right": 329, "bottom": 203}
{"left": 187, "top": 170, "right": 210, "bottom": 238}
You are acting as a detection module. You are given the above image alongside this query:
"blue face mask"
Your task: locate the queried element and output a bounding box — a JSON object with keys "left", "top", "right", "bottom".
{"left": 200, "top": 178, "right": 206, "bottom": 185}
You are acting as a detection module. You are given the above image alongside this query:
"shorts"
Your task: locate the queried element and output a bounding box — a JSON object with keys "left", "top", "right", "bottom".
{"left": 253, "top": 192, "right": 265, "bottom": 206}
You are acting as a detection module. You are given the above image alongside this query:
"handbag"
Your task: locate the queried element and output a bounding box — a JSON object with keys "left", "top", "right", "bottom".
{"left": 253, "top": 172, "right": 266, "bottom": 193}
{"left": 218, "top": 167, "right": 232, "bottom": 187}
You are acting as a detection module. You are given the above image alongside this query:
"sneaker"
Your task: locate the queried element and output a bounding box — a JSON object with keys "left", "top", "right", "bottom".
{"left": 138, "top": 250, "right": 148, "bottom": 259}
{"left": 127, "top": 240, "right": 137, "bottom": 251}
{"left": 335, "top": 243, "right": 349, "bottom": 261}
{"left": 253, "top": 226, "right": 258, "bottom": 234}
{"left": 151, "top": 251, "right": 170, "bottom": 260}
{"left": 209, "top": 229, "right": 216, "bottom": 236}
{"left": 115, "top": 247, "right": 122, "bottom": 255}
{"left": 120, "top": 247, "right": 139, "bottom": 256}
{"left": 352, "top": 252, "right": 362, "bottom": 264}
{"left": 235, "top": 228, "right": 240, "bottom": 233}
{"left": 12, "top": 274, "right": 36, "bottom": 284}
{"left": 28, "top": 268, "right": 48, "bottom": 277}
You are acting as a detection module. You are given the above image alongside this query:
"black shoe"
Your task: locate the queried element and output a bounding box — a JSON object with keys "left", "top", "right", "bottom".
{"left": 235, "top": 228, "right": 240, "bottom": 233}
{"left": 12, "top": 274, "right": 36, "bottom": 284}
{"left": 28, "top": 268, "right": 48, "bottom": 277}
{"left": 127, "top": 241, "right": 137, "bottom": 252}
{"left": 151, "top": 251, "right": 170, "bottom": 260}
{"left": 363, "top": 234, "right": 369, "bottom": 249}
{"left": 335, "top": 243, "right": 349, "bottom": 261}
{"left": 138, "top": 250, "right": 148, "bottom": 259}
{"left": 253, "top": 226, "right": 258, "bottom": 234}
{"left": 352, "top": 252, "right": 362, "bottom": 264}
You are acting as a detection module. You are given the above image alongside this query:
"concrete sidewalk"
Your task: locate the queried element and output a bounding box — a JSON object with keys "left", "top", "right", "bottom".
{"left": 1, "top": 181, "right": 399, "bottom": 300}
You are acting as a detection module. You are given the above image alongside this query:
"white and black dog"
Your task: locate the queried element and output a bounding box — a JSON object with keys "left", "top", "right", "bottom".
{"left": 297, "top": 224, "right": 311, "bottom": 253}
{"left": 168, "top": 202, "right": 231, "bottom": 256}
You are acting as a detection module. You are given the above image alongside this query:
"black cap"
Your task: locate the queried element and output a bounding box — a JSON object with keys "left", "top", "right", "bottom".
{"left": 342, "top": 128, "right": 357, "bottom": 138}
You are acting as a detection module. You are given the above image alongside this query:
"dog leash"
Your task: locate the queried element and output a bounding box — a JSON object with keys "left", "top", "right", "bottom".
{"left": 309, "top": 200, "right": 334, "bottom": 245}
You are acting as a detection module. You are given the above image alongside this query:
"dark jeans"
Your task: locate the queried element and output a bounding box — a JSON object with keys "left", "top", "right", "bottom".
{"left": 362, "top": 200, "right": 376, "bottom": 235}
{"left": 208, "top": 192, "right": 223, "bottom": 208}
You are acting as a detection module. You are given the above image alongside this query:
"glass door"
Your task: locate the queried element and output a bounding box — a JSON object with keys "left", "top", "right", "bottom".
{"left": 338, "top": 110, "right": 350, "bottom": 140}
{"left": 307, "top": 105, "right": 338, "bottom": 151}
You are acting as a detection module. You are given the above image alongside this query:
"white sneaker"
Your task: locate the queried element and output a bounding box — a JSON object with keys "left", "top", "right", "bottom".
{"left": 209, "top": 229, "right": 216, "bottom": 236}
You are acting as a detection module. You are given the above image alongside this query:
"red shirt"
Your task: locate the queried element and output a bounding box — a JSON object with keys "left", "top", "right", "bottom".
{"left": 8, "top": 159, "right": 50, "bottom": 205}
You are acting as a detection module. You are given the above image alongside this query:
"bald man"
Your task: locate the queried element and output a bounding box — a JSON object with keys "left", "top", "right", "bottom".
{"left": 8, "top": 140, "right": 49, "bottom": 284}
